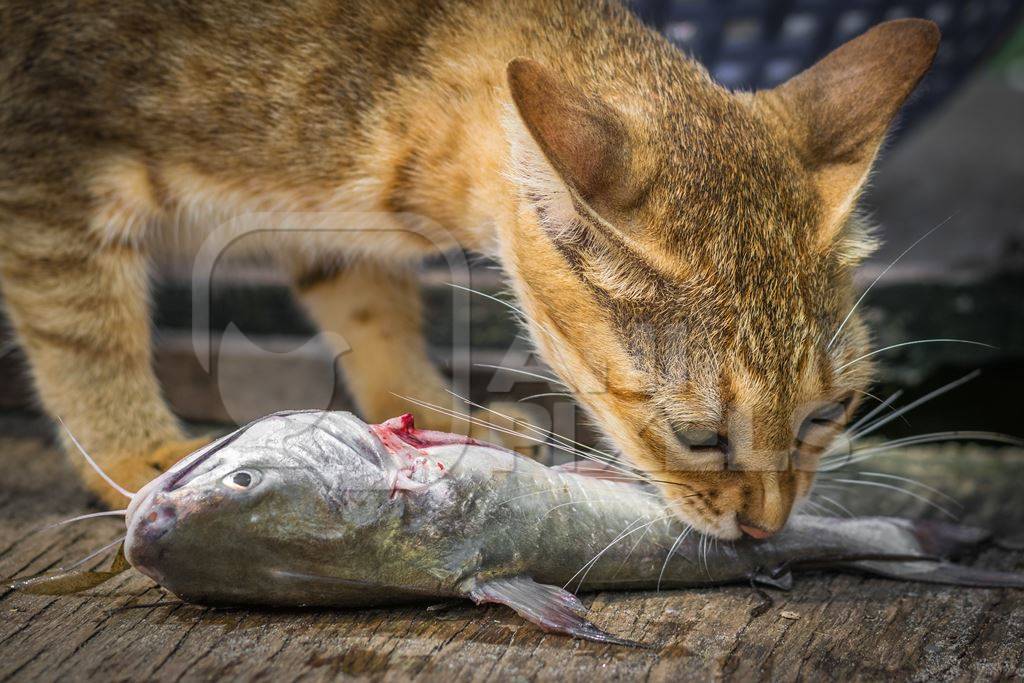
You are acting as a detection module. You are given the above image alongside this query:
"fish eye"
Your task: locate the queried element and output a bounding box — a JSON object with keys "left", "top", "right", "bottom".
{"left": 223, "top": 469, "right": 260, "bottom": 491}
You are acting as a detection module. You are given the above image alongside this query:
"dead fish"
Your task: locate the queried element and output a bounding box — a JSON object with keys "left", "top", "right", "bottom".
{"left": 14, "top": 411, "right": 1024, "bottom": 646}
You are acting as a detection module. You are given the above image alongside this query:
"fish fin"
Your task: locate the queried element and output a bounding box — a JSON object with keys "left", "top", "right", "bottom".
{"left": 109, "top": 542, "right": 130, "bottom": 572}
{"left": 550, "top": 461, "right": 639, "bottom": 483}
{"left": 846, "top": 560, "right": 1024, "bottom": 588}
{"left": 468, "top": 576, "right": 649, "bottom": 647}
{"left": 11, "top": 542, "right": 131, "bottom": 596}
{"left": 12, "top": 569, "right": 125, "bottom": 595}
{"left": 750, "top": 567, "right": 794, "bottom": 591}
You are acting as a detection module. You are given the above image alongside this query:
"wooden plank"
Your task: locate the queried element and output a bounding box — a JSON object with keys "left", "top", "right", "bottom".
{"left": 2, "top": 433, "right": 1023, "bottom": 681}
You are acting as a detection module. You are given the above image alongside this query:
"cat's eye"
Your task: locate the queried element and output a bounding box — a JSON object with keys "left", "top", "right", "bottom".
{"left": 810, "top": 394, "right": 854, "bottom": 427}
{"left": 224, "top": 469, "right": 261, "bottom": 491}
{"left": 796, "top": 394, "right": 854, "bottom": 448}
{"left": 674, "top": 428, "right": 731, "bottom": 466}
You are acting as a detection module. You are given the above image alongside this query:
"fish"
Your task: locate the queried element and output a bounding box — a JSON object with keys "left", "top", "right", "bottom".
{"left": 13, "top": 410, "right": 1024, "bottom": 647}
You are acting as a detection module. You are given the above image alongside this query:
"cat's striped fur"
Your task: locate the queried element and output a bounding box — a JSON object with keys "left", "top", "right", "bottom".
{"left": 0, "top": 0, "right": 938, "bottom": 537}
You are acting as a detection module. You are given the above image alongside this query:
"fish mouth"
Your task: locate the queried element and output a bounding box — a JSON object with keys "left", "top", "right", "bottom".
{"left": 124, "top": 485, "right": 178, "bottom": 582}
{"left": 123, "top": 423, "right": 259, "bottom": 573}
{"left": 124, "top": 430, "right": 242, "bottom": 528}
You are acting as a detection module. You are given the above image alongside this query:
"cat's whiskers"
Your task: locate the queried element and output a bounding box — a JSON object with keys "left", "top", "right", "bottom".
{"left": 851, "top": 389, "right": 911, "bottom": 427}
{"left": 798, "top": 499, "right": 832, "bottom": 517}
{"left": 499, "top": 483, "right": 662, "bottom": 508}
{"left": 844, "top": 389, "right": 904, "bottom": 438}
{"left": 821, "top": 430, "right": 1024, "bottom": 470}
{"left": 541, "top": 495, "right": 660, "bottom": 519}
{"left": 60, "top": 535, "right": 126, "bottom": 573}
{"left": 40, "top": 509, "right": 128, "bottom": 532}
{"left": 473, "top": 363, "right": 569, "bottom": 389}
{"left": 57, "top": 417, "right": 136, "bottom": 499}
{"left": 443, "top": 388, "right": 639, "bottom": 477}
{"left": 810, "top": 492, "right": 855, "bottom": 518}
{"left": 827, "top": 214, "right": 954, "bottom": 350}
{"left": 824, "top": 371, "right": 982, "bottom": 458}
{"left": 566, "top": 515, "right": 648, "bottom": 592}
{"left": 447, "top": 282, "right": 563, "bottom": 350}
{"left": 566, "top": 512, "right": 675, "bottom": 593}
{"left": 396, "top": 393, "right": 649, "bottom": 483}
{"left": 397, "top": 393, "right": 561, "bottom": 454}
{"left": 518, "top": 391, "right": 576, "bottom": 402}
{"left": 816, "top": 477, "right": 957, "bottom": 518}
{"left": 835, "top": 338, "right": 994, "bottom": 373}
{"left": 699, "top": 533, "right": 711, "bottom": 577}
{"left": 612, "top": 521, "right": 658, "bottom": 579}
{"left": 808, "top": 390, "right": 905, "bottom": 470}
{"left": 852, "top": 471, "right": 961, "bottom": 507}
{"left": 657, "top": 526, "right": 693, "bottom": 591}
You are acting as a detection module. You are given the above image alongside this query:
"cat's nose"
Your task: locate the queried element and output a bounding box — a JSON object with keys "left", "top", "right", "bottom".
{"left": 737, "top": 471, "right": 794, "bottom": 539}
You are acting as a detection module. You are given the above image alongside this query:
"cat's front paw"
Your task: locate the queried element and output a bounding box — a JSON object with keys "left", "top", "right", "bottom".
{"left": 144, "top": 436, "right": 214, "bottom": 472}
{"left": 79, "top": 437, "right": 213, "bottom": 508}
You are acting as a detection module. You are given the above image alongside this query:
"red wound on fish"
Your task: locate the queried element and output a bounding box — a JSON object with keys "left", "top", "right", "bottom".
{"left": 372, "top": 414, "right": 488, "bottom": 453}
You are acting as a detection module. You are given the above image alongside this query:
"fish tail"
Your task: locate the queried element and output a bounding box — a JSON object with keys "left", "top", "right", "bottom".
{"left": 845, "top": 559, "right": 1024, "bottom": 589}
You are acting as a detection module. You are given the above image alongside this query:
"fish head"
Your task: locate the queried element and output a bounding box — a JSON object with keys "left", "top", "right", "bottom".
{"left": 124, "top": 411, "right": 402, "bottom": 604}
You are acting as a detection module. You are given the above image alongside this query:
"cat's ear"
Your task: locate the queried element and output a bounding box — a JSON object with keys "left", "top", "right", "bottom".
{"left": 758, "top": 19, "right": 940, "bottom": 237}
{"left": 506, "top": 58, "right": 641, "bottom": 225}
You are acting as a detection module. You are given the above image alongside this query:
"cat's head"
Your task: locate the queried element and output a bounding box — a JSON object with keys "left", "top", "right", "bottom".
{"left": 501, "top": 20, "right": 939, "bottom": 539}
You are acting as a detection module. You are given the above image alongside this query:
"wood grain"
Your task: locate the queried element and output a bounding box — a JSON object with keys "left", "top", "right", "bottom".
{"left": 2, "top": 434, "right": 1023, "bottom": 681}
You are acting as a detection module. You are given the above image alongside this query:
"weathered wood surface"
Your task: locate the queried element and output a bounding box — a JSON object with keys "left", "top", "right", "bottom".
{"left": 2, "top": 429, "right": 1024, "bottom": 682}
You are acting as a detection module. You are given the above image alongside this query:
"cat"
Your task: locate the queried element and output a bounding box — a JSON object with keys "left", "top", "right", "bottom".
{"left": 0, "top": 0, "right": 939, "bottom": 539}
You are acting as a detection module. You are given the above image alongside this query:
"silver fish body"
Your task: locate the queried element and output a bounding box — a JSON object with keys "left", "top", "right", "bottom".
{"left": 120, "top": 411, "right": 1023, "bottom": 645}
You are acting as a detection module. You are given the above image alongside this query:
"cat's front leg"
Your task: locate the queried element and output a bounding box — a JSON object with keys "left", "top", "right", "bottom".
{"left": 294, "top": 260, "right": 540, "bottom": 452}
{"left": 0, "top": 220, "right": 205, "bottom": 507}
{"left": 295, "top": 260, "right": 462, "bottom": 427}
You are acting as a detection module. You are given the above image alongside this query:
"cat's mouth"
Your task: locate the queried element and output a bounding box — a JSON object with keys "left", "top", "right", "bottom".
{"left": 680, "top": 507, "right": 744, "bottom": 540}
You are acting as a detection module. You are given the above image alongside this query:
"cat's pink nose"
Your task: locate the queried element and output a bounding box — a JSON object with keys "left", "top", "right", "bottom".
{"left": 739, "top": 523, "right": 774, "bottom": 540}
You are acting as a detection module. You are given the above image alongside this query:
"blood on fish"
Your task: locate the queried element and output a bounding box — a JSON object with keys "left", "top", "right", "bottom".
{"left": 372, "top": 413, "right": 485, "bottom": 454}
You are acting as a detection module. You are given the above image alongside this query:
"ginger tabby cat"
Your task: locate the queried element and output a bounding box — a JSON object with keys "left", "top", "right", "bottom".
{"left": 0, "top": 1, "right": 939, "bottom": 538}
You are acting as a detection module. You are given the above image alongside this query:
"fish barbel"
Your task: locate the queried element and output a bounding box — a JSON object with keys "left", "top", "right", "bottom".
{"left": 16, "top": 410, "right": 1024, "bottom": 646}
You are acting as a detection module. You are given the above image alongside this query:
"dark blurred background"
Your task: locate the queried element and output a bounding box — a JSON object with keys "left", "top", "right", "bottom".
{"left": 1, "top": 0, "right": 1022, "bottom": 450}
